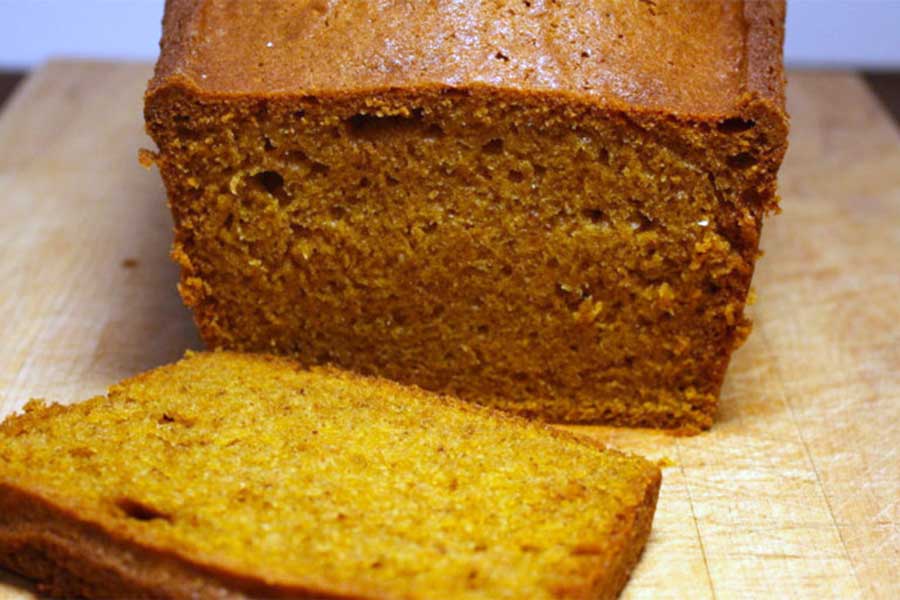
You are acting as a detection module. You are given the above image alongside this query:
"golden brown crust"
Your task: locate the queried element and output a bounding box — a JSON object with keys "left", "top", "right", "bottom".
{"left": 0, "top": 352, "right": 661, "bottom": 599}
{"left": 147, "top": 0, "right": 785, "bottom": 122}
{"left": 743, "top": 0, "right": 788, "bottom": 110}
{"left": 148, "top": 0, "right": 203, "bottom": 93}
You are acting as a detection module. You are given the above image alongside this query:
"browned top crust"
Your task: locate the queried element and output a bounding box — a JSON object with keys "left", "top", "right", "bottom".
{"left": 148, "top": 0, "right": 786, "bottom": 119}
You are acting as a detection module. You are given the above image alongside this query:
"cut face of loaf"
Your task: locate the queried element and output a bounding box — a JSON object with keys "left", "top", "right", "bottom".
{"left": 145, "top": 0, "right": 789, "bottom": 432}
{"left": 0, "top": 351, "right": 661, "bottom": 600}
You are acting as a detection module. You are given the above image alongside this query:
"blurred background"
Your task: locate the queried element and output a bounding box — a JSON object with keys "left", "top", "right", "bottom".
{"left": 0, "top": 0, "right": 899, "bottom": 116}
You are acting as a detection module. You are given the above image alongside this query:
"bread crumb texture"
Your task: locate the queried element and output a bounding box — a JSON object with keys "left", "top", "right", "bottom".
{"left": 0, "top": 352, "right": 660, "bottom": 599}
{"left": 145, "top": 1, "right": 788, "bottom": 432}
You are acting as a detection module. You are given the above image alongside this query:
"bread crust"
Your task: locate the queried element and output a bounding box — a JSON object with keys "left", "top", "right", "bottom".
{"left": 743, "top": 0, "right": 788, "bottom": 110}
{"left": 147, "top": 0, "right": 786, "bottom": 121}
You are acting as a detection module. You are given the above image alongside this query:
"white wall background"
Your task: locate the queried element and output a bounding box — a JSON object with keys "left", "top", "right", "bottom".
{"left": 0, "top": 0, "right": 899, "bottom": 70}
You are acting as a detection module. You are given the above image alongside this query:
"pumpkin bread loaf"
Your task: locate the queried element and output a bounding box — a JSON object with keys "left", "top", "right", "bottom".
{"left": 144, "top": 0, "right": 789, "bottom": 432}
{"left": 0, "top": 351, "right": 661, "bottom": 599}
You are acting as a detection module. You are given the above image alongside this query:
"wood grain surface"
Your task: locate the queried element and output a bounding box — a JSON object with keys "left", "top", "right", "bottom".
{"left": 0, "top": 62, "right": 897, "bottom": 599}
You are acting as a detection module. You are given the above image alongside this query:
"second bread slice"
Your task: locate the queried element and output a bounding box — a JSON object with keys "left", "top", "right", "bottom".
{"left": 0, "top": 351, "right": 660, "bottom": 599}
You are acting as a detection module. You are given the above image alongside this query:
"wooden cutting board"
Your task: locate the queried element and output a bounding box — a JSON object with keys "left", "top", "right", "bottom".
{"left": 0, "top": 62, "right": 897, "bottom": 599}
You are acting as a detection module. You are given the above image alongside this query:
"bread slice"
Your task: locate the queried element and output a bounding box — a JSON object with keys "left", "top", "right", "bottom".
{"left": 144, "top": 1, "right": 788, "bottom": 432}
{"left": 0, "top": 352, "right": 660, "bottom": 599}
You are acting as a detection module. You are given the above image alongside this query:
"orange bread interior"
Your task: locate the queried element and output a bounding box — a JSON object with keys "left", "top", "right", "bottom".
{"left": 0, "top": 352, "right": 660, "bottom": 599}
{"left": 145, "top": 1, "right": 789, "bottom": 431}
